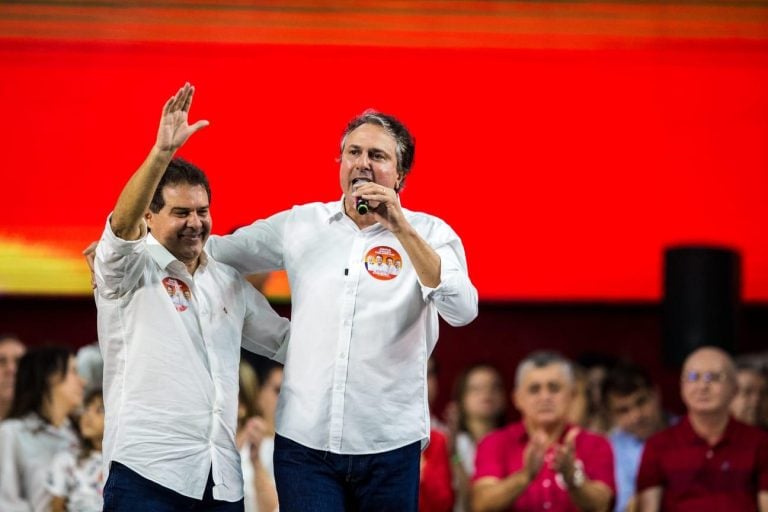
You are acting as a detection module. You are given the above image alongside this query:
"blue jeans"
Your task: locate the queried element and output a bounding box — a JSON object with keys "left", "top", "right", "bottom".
{"left": 273, "top": 434, "right": 420, "bottom": 512}
{"left": 103, "top": 461, "right": 244, "bottom": 511}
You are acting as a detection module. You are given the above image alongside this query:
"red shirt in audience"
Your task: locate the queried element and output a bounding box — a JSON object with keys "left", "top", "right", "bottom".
{"left": 419, "top": 429, "right": 454, "bottom": 512}
{"left": 637, "top": 415, "right": 768, "bottom": 512}
{"left": 474, "top": 423, "right": 615, "bottom": 512}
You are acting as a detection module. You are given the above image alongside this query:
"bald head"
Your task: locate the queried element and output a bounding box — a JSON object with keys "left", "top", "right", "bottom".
{"left": 681, "top": 346, "right": 737, "bottom": 417}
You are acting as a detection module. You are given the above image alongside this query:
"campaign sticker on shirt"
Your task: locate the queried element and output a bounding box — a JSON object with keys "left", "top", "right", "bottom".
{"left": 363, "top": 246, "right": 402, "bottom": 281}
{"left": 163, "top": 277, "right": 191, "bottom": 312}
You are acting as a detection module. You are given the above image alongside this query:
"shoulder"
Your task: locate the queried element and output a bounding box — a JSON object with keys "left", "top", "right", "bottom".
{"left": 729, "top": 418, "right": 768, "bottom": 446}
{"left": 644, "top": 422, "right": 682, "bottom": 451}
{"left": 480, "top": 423, "right": 522, "bottom": 448}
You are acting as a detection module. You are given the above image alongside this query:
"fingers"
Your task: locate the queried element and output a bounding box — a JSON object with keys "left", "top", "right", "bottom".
{"left": 564, "top": 427, "right": 580, "bottom": 449}
{"left": 165, "top": 82, "right": 193, "bottom": 115}
{"left": 190, "top": 119, "right": 210, "bottom": 133}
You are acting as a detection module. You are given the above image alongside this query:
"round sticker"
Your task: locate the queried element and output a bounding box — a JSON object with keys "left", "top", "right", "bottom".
{"left": 162, "top": 277, "right": 192, "bottom": 312}
{"left": 363, "top": 246, "right": 403, "bottom": 281}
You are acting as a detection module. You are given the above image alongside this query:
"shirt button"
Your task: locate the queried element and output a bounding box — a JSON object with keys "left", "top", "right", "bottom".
{"left": 339, "top": 352, "right": 346, "bottom": 359}
{"left": 542, "top": 479, "right": 551, "bottom": 488}
{"left": 543, "top": 503, "right": 551, "bottom": 510}
{"left": 706, "top": 450, "right": 714, "bottom": 459}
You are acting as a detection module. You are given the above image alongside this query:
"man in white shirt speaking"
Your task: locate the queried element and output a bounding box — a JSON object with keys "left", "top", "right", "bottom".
{"left": 207, "top": 108, "right": 479, "bottom": 510}
{"left": 93, "top": 83, "right": 289, "bottom": 510}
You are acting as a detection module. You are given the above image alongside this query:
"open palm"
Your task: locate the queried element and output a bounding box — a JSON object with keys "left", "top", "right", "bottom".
{"left": 156, "top": 82, "right": 209, "bottom": 152}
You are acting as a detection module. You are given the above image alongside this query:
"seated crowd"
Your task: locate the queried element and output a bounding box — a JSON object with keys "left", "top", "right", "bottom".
{"left": 1, "top": 332, "right": 766, "bottom": 512}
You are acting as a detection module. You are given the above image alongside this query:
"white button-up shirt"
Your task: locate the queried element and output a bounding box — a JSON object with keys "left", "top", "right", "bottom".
{"left": 0, "top": 413, "right": 79, "bottom": 512}
{"left": 94, "top": 217, "right": 289, "bottom": 501}
{"left": 207, "top": 200, "right": 478, "bottom": 454}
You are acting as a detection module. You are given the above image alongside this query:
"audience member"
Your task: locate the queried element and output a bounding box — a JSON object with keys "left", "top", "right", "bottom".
{"left": 731, "top": 356, "right": 768, "bottom": 427}
{"left": 237, "top": 361, "right": 279, "bottom": 512}
{"left": 0, "top": 346, "right": 84, "bottom": 512}
{"left": 75, "top": 342, "right": 103, "bottom": 394}
{"left": 603, "top": 362, "right": 668, "bottom": 512}
{"left": 422, "top": 356, "right": 455, "bottom": 511}
{"left": 0, "top": 333, "right": 26, "bottom": 420}
{"left": 576, "top": 353, "right": 617, "bottom": 434}
{"left": 636, "top": 346, "right": 768, "bottom": 511}
{"left": 420, "top": 428, "right": 455, "bottom": 512}
{"left": 448, "top": 363, "right": 507, "bottom": 512}
{"left": 428, "top": 356, "right": 449, "bottom": 433}
{"left": 48, "top": 387, "right": 105, "bottom": 512}
{"left": 473, "top": 351, "right": 614, "bottom": 512}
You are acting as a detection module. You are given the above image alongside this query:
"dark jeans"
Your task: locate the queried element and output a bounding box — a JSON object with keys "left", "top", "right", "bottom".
{"left": 273, "top": 433, "right": 421, "bottom": 512}
{"left": 103, "top": 461, "right": 244, "bottom": 512}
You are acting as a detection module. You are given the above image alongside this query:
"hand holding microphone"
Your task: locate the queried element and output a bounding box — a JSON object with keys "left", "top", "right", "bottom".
{"left": 352, "top": 177, "right": 372, "bottom": 215}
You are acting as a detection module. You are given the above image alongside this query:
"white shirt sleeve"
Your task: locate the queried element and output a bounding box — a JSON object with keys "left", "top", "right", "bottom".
{"left": 206, "top": 211, "right": 289, "bottom": 275}
{"left": 419, "top": 222, "right": 478, "bottom": 327}
{"left": 240, "top": 278, "right": 290, "bottom": 361}
{"left": 0, "top": 422, "right": 33, "bottom": 512}
{"left": 94, "top": 214, "right": 149, "bottom": 299}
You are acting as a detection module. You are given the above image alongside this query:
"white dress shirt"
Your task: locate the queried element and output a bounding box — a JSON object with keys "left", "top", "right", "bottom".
{"left": 94, "top": 217, "right": 290, "bottom": 501}
{"left": 207, "top": 200, "right": 478, "bottom": 454}
{"left": 0, "top": 413, "right": 79, "bottom": 512}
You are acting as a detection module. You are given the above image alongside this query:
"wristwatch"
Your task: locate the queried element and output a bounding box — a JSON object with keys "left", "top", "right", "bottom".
{"left": 570, "top": 460, "right": 586, "bottom": 488}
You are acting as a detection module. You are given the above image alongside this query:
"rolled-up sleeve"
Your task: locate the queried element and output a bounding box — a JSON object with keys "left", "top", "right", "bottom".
{"left": 419, "top": 225, "right": 478, "bottom": 327}
{"left": 94, "top": 214, "right": 148, "bottom": 299}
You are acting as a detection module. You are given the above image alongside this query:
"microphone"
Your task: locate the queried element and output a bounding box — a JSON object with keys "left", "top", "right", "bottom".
{"left": 352, "top": 177, "right": 371, "bottom": 215}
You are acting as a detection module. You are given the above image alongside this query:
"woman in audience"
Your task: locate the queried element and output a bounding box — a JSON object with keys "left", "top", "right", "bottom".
{"left": 49, "top": 388, "right": 105, "bottom": 512}
{"left": 0, "top": 346, "right": 83, "bottom": 512}
{"left": 237, "top": 360, "right": 281, "bottom": 512}
{"left": 448, "top": 363, "right": 507, "bottom": 512}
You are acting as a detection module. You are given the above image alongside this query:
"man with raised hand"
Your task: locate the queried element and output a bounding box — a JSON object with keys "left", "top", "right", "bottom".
{"left": 94, "top": 83, "right": 289, "bottom": 510}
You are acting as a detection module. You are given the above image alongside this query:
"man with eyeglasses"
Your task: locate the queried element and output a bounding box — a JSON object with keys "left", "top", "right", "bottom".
{"left": 636, "top": 346, "right": 768, "bottom": 512}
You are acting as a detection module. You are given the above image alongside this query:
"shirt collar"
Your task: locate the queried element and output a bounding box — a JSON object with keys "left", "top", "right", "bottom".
{"left": 328, "top": 198, "right": 347, "bottom": 223}
{"left": 22, "top": 412, "right": 72, "bottom": 435}
{"left": 146, "top": 232, "right": 209, "bottom": 272}
{"left": 680, "top": 414, "right": 735, "bottom": 447}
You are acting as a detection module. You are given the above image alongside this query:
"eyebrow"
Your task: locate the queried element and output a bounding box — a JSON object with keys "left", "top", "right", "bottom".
{"left": 170, "top": 206, "right": 209, "bottom": 212}
{"left": 347, "top": 144, "right": 392, "bottom": 156}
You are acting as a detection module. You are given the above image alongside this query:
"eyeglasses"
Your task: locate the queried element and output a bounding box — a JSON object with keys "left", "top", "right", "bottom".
{"left": 682, "top": 371, "right": 725, "bottom": 384}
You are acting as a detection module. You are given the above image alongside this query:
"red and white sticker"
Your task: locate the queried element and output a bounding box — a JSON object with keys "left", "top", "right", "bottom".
{"left": 363, "top": 246, "right": 403, "bottom": 281}
{"left": 162, "top": 277, "right": 192, "bottom": 312}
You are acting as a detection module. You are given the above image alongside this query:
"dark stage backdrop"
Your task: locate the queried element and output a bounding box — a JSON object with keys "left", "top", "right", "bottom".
{"left": 2, "top": 296, "right": 767, "bottom": 417}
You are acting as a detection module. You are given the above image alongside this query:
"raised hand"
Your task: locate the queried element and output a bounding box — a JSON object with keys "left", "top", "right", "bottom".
{"left": 353, "top": 181, "right": 407, "bottom": 233}
{"left": 155, "top": 82, "right": 209, "bottom": 153}
{"left": 523, "top": 429, "right": 548, "bottom": 480}
{"left": 553, "top": 427, "right": 580, "bottom": 485}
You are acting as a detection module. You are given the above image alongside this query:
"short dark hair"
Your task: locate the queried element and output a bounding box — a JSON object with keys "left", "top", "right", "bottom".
{"left": 601, "top": 362, "right": 653, "bottom": 405}
{"left": 340, "top": 110, "right": 415, "bottom": 191}
{"left": 149, "top": 157, "right": 211, "bottom": 213}
{"left": 9, "top": 346, "right": 73, "bottom": 421}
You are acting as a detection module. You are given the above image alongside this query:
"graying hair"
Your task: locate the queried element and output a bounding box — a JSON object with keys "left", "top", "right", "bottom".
{"left": 340, "top": 110, "right": 415, "bottom": 191}
{"left": 514, "top": 351, "right": 574, "bottom": 389}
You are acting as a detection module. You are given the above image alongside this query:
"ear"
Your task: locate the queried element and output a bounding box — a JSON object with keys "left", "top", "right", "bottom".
{"left": 144, "top": 210, "right": 153, "bottom": 230}
{"left": 395, "top": 172, "right": 404, "bottom": 192}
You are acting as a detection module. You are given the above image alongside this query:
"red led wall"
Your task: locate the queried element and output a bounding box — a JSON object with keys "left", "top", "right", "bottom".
{"left": 2, "top": 2, "right": 767, "bottom": 301}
